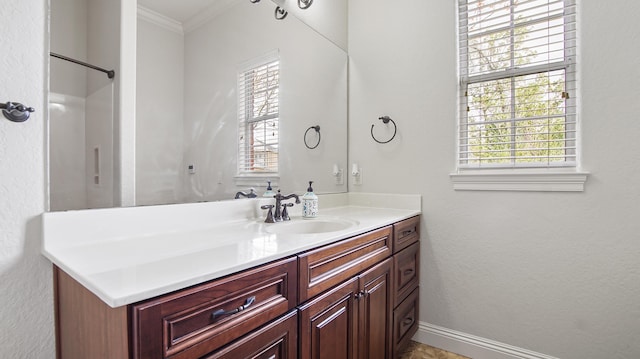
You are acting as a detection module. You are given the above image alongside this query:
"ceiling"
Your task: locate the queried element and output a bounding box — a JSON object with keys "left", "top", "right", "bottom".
{"left": 138, "top": 0, "right": 232, "bottom": 23}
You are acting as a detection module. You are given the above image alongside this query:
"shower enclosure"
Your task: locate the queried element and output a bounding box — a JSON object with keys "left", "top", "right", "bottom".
{"left": 49, "top": 0, "right": 118, "bottom": 211}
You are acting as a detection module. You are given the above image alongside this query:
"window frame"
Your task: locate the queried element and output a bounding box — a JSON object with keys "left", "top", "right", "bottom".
{"left": 235, "top": 51, "right": 280, "bottom": 185}
{"left": 452, "top": 0, "right": 587, "bottom": 191}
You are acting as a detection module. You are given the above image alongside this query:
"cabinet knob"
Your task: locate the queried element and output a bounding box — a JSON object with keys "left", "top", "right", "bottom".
{"left": 354, "top": 290, "right": 368, "bottom": 299}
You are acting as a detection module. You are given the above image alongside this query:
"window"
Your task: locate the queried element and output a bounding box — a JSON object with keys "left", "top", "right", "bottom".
{"left": 458, "top": 0, "right": 577, "bottom": 169}
{"left": 238, "top": 55, "right": 280, "bottom": 175}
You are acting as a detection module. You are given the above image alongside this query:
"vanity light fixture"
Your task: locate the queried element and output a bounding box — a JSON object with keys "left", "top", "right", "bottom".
{"left": 275, "top": 6, "right": 288, "bottom": 20}
{"left": 298, "top": 0, "right": 313, "bottom": 10}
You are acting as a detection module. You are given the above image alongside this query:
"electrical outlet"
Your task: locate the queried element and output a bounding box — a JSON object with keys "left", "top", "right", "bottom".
{"left": 334, "top": 169, "right": 344, "bottom": 185}
{"left": 352, "top": 167, "right": 362, "bottom": 186}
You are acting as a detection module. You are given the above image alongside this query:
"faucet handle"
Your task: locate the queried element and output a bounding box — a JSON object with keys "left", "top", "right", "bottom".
{"left": 281, "top": 203, "right": 294, "bottom": 221}
{"left": 260, "top": 205, "right": 275, "bottom": 223}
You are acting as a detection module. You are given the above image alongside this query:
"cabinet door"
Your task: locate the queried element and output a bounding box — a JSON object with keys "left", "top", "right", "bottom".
{"left": 202, "top": 311, "right": 297, "bottom": 359}
{"left": 298, "top": 277, "right": 359, "bottom": 359}
{"left": 358, "top": 258, "right": 393, "bottom": 359}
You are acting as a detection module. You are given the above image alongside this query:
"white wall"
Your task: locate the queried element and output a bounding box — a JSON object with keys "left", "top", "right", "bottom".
{"left": 349, "top": 1, "right": 640, "bottom": 358}
{"left": 136, "top": 18, "right": 184, "bottom": 206}
{"left": 50, "top": 0, "right": 87, "bottom": 98}
{"left": 182, "top": 0, "right": 347, "bottom": 202}
{"left": 272, "top": 0, "right": 348, "bottom": 51}
{"left": 0, "top": 1, "right": 54, "bottom": 358}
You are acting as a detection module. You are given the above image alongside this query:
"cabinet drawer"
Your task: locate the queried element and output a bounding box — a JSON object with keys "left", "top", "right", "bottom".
{"left": 392, "top": 287, "right": 419, "bottom": 357}
{"left": 202, "top": 310, "right": 298, "bottom": 359}
{"left": 131, "top": 257, "right": 297, "bottom": 359}
{"left": 298, "top": 226, "right": 392, "bottom": 302}
{"left": 393, "top": 242, "right": 420, "bottom": 307}
{"left": 393, "top": 216, "right": 420, "bottom": 253}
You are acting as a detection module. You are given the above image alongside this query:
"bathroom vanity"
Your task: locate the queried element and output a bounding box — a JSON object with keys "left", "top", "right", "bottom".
{"left": 43, "top": 194, "right": 421, "bottom": 359}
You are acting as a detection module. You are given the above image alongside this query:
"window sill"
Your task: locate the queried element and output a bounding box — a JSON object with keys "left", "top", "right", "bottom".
{"left": 234, "top": 174, "right": 279, "bottom": 188}
{"left": 449, "top": 169, "right": 589, "bottom": 192}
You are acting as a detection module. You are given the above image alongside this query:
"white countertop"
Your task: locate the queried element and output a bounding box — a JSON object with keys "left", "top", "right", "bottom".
{"left": 42, "top": 193, "right": 421, "bottom": 308}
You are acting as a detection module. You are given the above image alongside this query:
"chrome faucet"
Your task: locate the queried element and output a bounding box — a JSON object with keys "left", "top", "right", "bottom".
{"left": 235, "top": 188, "right": 257, "bottom": 199}
{"left": 260, "top": 190, "right": 300, "bottom": 222}
{"left": 274, "top": 190, "right": 300, "bottom": 221}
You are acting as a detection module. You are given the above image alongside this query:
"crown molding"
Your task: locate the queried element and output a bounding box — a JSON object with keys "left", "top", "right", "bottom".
{"left": 183, "top": 0, "right": 238, "bottom": 34}
{"left": 137, "top": 5, "right": 183, "bottom": 35}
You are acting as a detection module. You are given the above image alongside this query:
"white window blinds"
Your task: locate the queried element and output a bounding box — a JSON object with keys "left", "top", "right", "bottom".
{"left": 458, "top": 0, "right": 577, "bottom": 168}
{"left": 238, "top": 57, "right": 280, "bottom": 174}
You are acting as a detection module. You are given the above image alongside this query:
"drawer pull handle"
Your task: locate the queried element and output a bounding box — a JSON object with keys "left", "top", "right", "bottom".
{"left": 401, "top": 229, "right": 414, "bottom": 237}
{"left": 403, "top": 268, "right": 414, "bottom": 276}
{"left": 402, "top": 317, "right": 414, "bottom": 327}
{"left": 211, "top": 296, "right": 256, "bottom": 320}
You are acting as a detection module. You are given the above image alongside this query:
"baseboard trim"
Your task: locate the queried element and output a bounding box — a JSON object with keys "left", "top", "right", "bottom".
{"left": 413, "top": 322, "right": 560, "bottom": 359}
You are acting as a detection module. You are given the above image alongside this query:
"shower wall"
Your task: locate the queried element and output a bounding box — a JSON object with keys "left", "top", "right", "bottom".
{"left": 49, "top": 0, "right": 117, "bottom": 210}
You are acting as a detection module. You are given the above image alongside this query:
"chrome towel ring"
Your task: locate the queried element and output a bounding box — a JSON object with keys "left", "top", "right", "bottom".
{"left": 304, "top": 125, "right": 321, "bottom": 149}
{"left": 371, "top": 116, "right": 397, "bottom": 144}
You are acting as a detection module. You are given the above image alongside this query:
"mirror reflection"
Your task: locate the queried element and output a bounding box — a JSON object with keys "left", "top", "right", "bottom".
{"left": 48, "top": 0, "right": 347, "bottom": 211}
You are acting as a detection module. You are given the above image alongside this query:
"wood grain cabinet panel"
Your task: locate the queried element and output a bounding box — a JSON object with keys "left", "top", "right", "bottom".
{"left": 358, "top": 258, "right": 393, "bottom": 359}
{"left": 201, "top": 310, "right": 297, "bottom": 359}
{"left": 392, "top": 287, "right": 419, "bottom": 358}
{"left": 392, "top": 216, "right": 420, "bottom": 254}
{"left": 298, "top": 226, "right": 392, "bottom": 303}
{"left": 298, "top": 277, "right": 360, "bottom": 359}
{"left": 392, "top": 242, "right": 420, "bottom": 308}
{"left": 298, "top": 258, "right": 394, "bottom": 359}
{"left": 131, "top": 257, "right": 297, "bottom": 359}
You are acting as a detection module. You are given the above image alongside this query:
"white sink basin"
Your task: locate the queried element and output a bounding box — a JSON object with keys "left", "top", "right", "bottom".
{"left": 265, "top": 218, "right": 358, "bottom": 234}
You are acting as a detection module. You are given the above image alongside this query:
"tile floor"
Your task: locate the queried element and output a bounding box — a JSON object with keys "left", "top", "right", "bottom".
{"left": 399, "top": 341, "right": 471, "bottom": 359}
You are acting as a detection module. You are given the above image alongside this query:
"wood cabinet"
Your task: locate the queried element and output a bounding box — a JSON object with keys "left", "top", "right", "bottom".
{"left": 391, "top": 216, "right": 420, "bottom": 357}
{"left": 201, "top": 310, "right": 298, "bottom": 359}
{"left": 298, "top": 226, "right": 393, "bottom": 303}
{"left": 54, "top": 216, "right": 420, "bottom": 359}
{"left": 131, "top": 257, "right": 297, "bottom": 359}
{"left": 298, "top": 258, "right": 393, "bottom": 359}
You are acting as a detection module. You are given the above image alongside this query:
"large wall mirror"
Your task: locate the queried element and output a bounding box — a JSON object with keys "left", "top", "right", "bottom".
{"left": 48, "top": 0, "right": 348, "bottom": 211}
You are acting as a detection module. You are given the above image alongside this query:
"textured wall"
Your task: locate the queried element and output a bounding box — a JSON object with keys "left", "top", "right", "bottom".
{"left": 348, "top": 0, "right": 640, "bottom": 358}
{"left": 0, "top": 0, "right": 55, "bottom": 358}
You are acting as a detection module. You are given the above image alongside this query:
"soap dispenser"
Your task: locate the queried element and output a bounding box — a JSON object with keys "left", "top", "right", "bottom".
{"left": 263, "top": 181, "right": 275, "bottom": 197}
{"left": 302, "top": 181, "right": 318, "bottom": 219}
